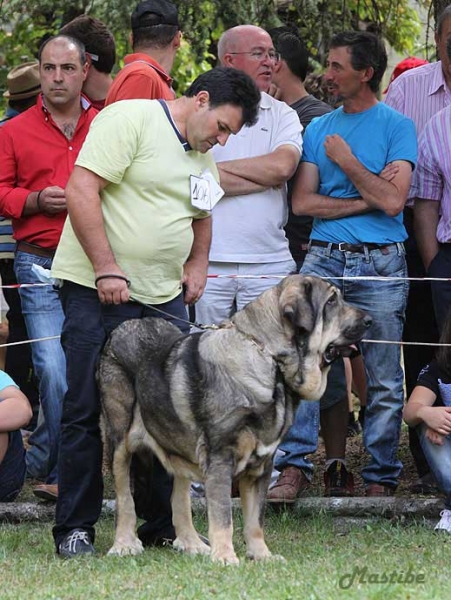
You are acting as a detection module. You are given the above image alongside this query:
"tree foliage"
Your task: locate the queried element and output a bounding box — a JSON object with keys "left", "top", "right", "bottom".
{"left": 0, "top": 0, "right": 437, "bottom": 105}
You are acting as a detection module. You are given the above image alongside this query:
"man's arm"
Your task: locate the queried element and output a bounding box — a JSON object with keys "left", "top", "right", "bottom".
{"left": 182, "top": 217, "right": 212, "bottom": 305}
{"left": 292, "top": 162, "right": 369, "bottom": 218}
{"left": 414, "top": 198, "right": 440, "bottom": 270}
{"left": 65, "top": 165, "right": 130, "bottom": 305}
{"left": 0, "top": 386, "right": 32, "bottom": 433}
{"left": 323, "top": 134, "right": 412, "bottom": 216}
{"left": 217, "top": 145, "right": 300, "bottom": 195}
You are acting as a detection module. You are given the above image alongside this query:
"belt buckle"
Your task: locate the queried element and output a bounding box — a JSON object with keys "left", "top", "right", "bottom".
{"left": 338, "top": 242, "right": 347, "bottom": 252}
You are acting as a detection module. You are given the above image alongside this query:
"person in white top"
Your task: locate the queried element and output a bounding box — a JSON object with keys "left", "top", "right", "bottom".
{"left": 194, "top": 25, "right": 303, "bottom": 326}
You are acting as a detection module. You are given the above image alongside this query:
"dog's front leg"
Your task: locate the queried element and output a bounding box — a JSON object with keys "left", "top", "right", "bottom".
{"left": 240, "top": 461, "right": 284, "bottom": 561}
{"left": 205, "top": 459, "right": 239, "bottom": 565}
{"left": 172, "top": 475, "right": 210, "bottom": 556}
{"left": 108, "top": 442, "right": 143, "bottom": 556}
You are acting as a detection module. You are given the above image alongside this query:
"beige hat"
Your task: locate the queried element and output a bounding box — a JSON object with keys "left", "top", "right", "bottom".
{"left": 3, "top": 61, "right": 41, "bottom": 100}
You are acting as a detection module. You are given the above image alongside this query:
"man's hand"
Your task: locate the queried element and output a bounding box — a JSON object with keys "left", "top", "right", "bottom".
{"left": 324, "top": 134, "right": 354, "bottom": 166}
{"left": 425, "top": 426, "right": 447, "bottom": 446}
{"left": 95, "top": 267, "right": 130, "bottom": 305}
{"left": 181, "top": 259, "right": 208, "bottom": 305}
{"left": 380, "top": 163, "right": 400, "bottom": 182}
{"left": 421, "top": 405, "right": 451, "bottom": 438}
{"left": 38, "top": 186, "right": 67, "bottom": 214}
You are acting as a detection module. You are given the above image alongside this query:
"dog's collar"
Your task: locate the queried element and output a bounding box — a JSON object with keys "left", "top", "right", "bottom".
{"left": 227, "top": 322, "right": 275, "bottom": 359}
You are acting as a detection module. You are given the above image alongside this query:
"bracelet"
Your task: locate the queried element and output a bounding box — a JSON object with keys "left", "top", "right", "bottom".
{"left": 36, "top": 190, "right": 43, "bottom": 211}
{"left": 94, "top": 274, "right": 131, "bottom": 288}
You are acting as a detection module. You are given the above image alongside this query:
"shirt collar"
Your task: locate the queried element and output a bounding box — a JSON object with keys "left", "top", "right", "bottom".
{"left": 39, "top": 93, "right": 93, "bottom": 115}
{"left": 124, "top": 52, "right": 173, "bottom": 85}
{"left": 428, "top": 61, "right": 447, "bottom": 96}
{"left": 158, "top": 100, "right": 192, "bottom": 152}
{"left": 259, "top": 91, "right": 272, "bottom": 110}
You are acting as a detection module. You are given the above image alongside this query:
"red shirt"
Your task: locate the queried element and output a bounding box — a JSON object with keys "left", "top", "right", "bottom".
{"left": 105, "top": 53, "right": 175, "bottom": 105}
{"left": 0, "top": 94, "right": 97, "bottom": 249}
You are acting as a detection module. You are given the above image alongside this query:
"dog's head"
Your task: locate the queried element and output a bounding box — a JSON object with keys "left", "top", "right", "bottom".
{"left": 276, "top": 274, "right": 371, "bottom": 400}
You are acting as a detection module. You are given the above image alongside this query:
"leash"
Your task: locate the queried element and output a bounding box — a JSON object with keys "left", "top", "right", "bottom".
{"left": 129, "top": 296, "right": 219, "bottom": 331}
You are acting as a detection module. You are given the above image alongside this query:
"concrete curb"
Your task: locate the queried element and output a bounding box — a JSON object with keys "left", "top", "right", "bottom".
{"left": 0, "top": 497, "right": 444, "bottom": 524}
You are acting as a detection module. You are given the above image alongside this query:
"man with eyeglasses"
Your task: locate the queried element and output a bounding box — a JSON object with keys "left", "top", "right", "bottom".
{"left": 194, "top": 24, "right": 303, "bottom": 328}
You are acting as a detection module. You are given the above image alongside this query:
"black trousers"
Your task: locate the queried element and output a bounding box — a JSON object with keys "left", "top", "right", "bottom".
{"left": 53, "top": 282, "right": 189, "bottom": 548}
{"left": 403, "top": 208, "right": 439, "bottom": 477}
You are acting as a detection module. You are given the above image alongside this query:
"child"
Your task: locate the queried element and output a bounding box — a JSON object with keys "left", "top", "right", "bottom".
{"left": 0, "top": 370, "right": 32, "bottom": 502}
{"left": 403, "top": 312, "right": 451, "bottom": 533}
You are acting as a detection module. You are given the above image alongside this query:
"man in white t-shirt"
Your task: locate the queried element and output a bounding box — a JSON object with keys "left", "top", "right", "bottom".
{"left": 194, "top": 25, "right": 303, "bottom": 325}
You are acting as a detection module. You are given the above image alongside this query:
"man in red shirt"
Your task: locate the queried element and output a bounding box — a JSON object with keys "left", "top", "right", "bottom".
{"left": 105, "top": 0, "right": 180, "bottom": 105}
{"left": 0, "top": 35, "right": 97, "bottom": 499}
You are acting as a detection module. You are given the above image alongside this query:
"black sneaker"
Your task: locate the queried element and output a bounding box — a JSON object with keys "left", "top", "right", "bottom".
{"left": 324, "top": 461, "right": 355, "bottom": 497}
{"left": 347, "top": 420, "right": 362, "bottom": 437}
{"left": 58, "top": 529, "right": 95, "bottom": 558}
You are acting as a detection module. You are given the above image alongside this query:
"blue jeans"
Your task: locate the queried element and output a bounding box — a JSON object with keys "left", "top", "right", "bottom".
{"left": 275, "top": 359, "right": 345, "bottom": 479}
{"left": 279, "top": 243, "right": 408, "bottom": 487}
{"left": 53, "top": 282, "right": 190, "bottom": 548}
{"left": 0, "top": 431, "right": 26, "bottom": 502}
{"left": 417, "top": 424, "right": 451, "bottom": 509}
{"left": 14, "top": 251, "right": 66, "bottom": 484}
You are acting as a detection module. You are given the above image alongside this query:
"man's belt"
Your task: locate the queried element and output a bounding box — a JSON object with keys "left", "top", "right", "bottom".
{"left": 309, "top": 239, "right": 394, "bottom": 254}
{"left": 16, "top": 241, "right": 56, "bottom": 258}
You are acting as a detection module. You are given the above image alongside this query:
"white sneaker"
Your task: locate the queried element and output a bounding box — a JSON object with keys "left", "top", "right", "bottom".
{"left": 434, "top": 509, "right": 451, "bottom": 533}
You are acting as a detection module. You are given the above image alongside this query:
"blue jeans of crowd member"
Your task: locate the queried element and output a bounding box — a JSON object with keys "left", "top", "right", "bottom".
{"left": 417, "top": 424, "right": 451, "bottom": 509}
{"left": 275, "top": 359, "right": 346, "bottom": 479}
{"left": 14, "top": 250, "right": 66, "bottom": 485}
{"left": 53, "top": 282, "right": 190, "bottom": 549}
{"left": 278, "top": 242, "right": 408, "bottom": 488}
{"left": 0, "top": 430, "right": 26, "bottom": 502}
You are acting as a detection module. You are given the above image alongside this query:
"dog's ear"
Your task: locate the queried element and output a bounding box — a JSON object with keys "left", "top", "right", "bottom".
{"left": 280, "top": 278, "right": 315, "bottom": 334}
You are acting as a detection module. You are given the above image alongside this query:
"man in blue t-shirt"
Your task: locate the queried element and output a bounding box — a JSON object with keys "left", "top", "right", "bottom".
{"left": 273, "top": 31, "right": 417, "bottom": 499}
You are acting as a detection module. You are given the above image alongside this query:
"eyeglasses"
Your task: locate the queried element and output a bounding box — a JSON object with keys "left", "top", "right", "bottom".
{"left": 87, "top": 52, "right": 99, "bottom": 62}
{"left": 228, "top": 50, "right": 281, "bottom": 62}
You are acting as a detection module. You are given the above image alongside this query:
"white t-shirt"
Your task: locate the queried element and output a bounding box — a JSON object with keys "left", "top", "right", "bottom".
{"left": 211, "top": 92, "right": 303, "bottom": 263}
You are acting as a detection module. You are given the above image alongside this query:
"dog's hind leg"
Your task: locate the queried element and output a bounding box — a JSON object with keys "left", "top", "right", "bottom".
{"left": 205, "top": 458, "right": 239, "bottom": 565}
{"left": 108, "top": 441, "right": 144, "bottom": 556}
{"left": 172, "top": 475, "right": 210, "bottom": 556}
{"left": 240, "top": 462, "right": 284, "bottom": 561}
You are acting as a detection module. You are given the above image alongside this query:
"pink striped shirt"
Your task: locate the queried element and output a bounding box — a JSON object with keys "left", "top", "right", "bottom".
{"left": 385, "top": 61, "right": 451, "bottom": 200}
{"left": 413, "top": 105, "right": 451, "bottom": 242}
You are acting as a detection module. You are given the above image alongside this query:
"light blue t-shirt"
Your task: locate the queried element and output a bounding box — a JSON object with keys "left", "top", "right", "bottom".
{"left": 0, "top": 371, "right": 18, "bottom": 393}
{"left": 302, "top": 102, "right": 417, "bottom": 244}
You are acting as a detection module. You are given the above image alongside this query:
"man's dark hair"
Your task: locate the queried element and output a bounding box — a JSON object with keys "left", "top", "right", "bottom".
{"left": 269, "top": 26, "right": 310, "bottom": 82}
{"left": 437, "top": 4, "right": 451, "bottom": 36}
{"left": 133, "top": 23, "right": 179, "bottom": 49}
{"left": 60, "top": 15, "right": 116, "bottom": 74}
{"left": 38, "top": 34, "right": 86, "bottom": 66}
{"left": 184, "top": 67, "right": 260, "bottom": 128}
{"left": 330, "top": 31, "right": 387, "bottom": 93}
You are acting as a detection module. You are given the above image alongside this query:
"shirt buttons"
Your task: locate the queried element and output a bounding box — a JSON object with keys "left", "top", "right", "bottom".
{"left": 69, "top": 146, "right": 73, "bottom": 150}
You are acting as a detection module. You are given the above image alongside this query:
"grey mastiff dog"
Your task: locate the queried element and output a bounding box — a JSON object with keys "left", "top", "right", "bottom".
{"left": 98, "top": 274, "right": 371, "bottom": 564}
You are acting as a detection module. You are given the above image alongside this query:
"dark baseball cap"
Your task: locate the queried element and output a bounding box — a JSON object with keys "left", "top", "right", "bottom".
{"left": 131, "top": 0, "right": 179, "bottom": 28}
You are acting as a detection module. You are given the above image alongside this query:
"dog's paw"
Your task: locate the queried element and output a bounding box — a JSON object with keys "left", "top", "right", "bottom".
{"left": 107, "top": 537, "right": 144, "bottom": 557}
{"left": 173, "top": 536, "right": 211, "bottom": 556}
{"left": 211, "top": 549, "right": 240, "bottom": 566}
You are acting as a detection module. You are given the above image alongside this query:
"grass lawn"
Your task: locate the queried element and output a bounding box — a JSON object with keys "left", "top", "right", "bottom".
{"left": 0, "top": 508, "right": 448, "bottom": 600}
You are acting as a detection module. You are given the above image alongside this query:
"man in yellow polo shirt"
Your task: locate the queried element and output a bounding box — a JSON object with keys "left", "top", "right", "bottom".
{"left": 51, "top": 67, "right": 260, "bottom": 558}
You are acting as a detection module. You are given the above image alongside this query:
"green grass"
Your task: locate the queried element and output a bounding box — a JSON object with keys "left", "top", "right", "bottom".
{"left": 0, "top": 509, "right": 448, "bottom": 600}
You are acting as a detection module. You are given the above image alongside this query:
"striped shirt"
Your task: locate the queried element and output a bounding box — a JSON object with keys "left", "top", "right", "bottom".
{"left": 413, "top": 105, "right": 451, "bottom": 243}
{"left": 385, "top": 61, "right": 451, "bottom": 200}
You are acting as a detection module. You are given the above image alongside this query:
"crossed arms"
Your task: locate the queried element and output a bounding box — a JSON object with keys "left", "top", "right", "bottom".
{"left": 217, "top": 144, "right": 300, "bottom": 196}
{"left": 292, "top": 134, "right": 412, "bottom": 219}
